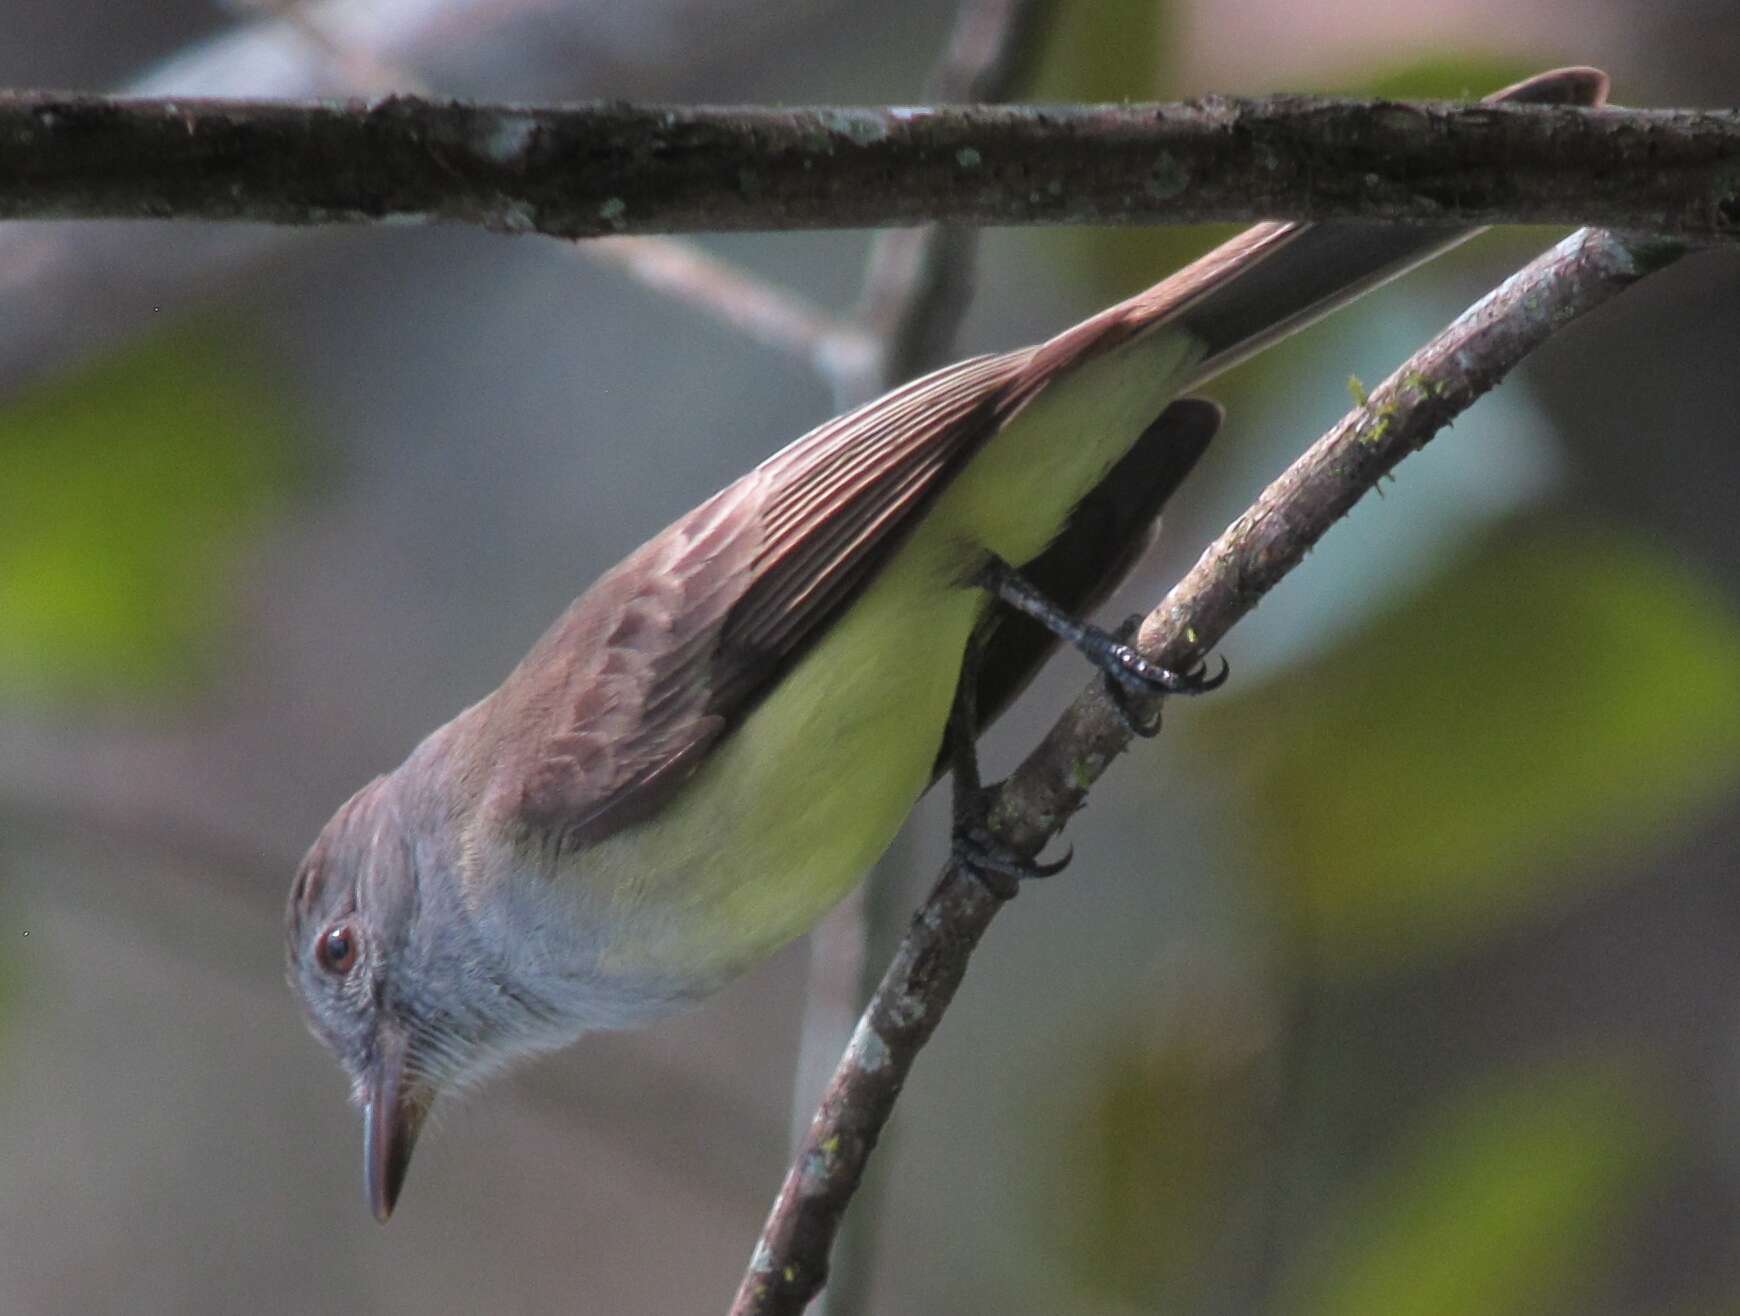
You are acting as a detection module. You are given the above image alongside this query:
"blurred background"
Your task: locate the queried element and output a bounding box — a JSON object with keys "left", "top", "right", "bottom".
{"left": 2, "top": 1, "right": 1739, "bottom": 1312}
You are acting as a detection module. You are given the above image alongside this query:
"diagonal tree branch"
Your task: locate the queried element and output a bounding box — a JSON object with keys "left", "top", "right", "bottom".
{"left": 1, "top": 92, "right": 1737, "bottom": 238}
{"left": 726, "top": 225, "right": 1689, "bottom": 1316}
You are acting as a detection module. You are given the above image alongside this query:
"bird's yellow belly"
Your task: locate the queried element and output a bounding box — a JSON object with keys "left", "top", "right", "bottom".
{"left": 587, "top": 546, "right": 982, "bottom": 987}
{"left": 584, "top": 328, "right": 1202, "bottom": 990}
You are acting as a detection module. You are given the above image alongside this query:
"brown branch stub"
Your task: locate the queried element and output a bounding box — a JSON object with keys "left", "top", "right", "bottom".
{"left": 2, "top": 92, "right": 1738, "bottom": 238}
{"left": 727, "top": 226, "right": 1687, "bottom": 1316}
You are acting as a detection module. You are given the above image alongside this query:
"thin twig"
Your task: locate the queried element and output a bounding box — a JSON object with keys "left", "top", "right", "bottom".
{"left": 926, "top": 0, "right": 1055, "bottom": 102}
{"left": 2, "top": 93, "right": 1736, "bottom": 238}
{"left": 572, "top": 2, "right": 1061, "bottom": 404}
{"left": 222, "top": 0, "right": 421, "bottom": 95}
{"left": 582, "top": 236, "right": 877, "bottom": 382}
{"left": 727, "top": 226, "right": 1689, "bottom": 1316}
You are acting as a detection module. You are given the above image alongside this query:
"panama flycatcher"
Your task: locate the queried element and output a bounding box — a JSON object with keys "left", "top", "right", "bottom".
{"left": 287, "top": 67, "right": 1609, "bottom": 1221}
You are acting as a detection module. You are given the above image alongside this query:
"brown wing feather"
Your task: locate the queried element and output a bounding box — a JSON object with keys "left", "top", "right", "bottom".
{"left": 480, "top": 477, "right": 762, "bottom": 843}
{"left": 477, "top": 350, "right": 1034, "bottom": 845}
{"left": 721, "top": 351, "right": 1026, "bottom": 667}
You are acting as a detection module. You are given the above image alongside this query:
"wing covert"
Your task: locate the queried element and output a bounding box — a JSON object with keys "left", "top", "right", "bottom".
{"left": 476, "top": 349, "right": 1033, "bottom": 845}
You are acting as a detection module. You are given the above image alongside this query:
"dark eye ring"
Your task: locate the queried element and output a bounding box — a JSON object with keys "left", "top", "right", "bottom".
{"left": 316, "top": 923, "right": 358, "bottom": 975}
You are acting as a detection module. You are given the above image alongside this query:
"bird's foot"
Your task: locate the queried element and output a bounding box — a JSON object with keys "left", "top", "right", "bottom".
{"left": 975, "top": 560, "right": 1228, "bottom": 739}
{"left": 1100, "top": 614, "right": 1229, "bottom": 738}
{"left": 951, "top": 787, "right": 1072, "bottom": 900}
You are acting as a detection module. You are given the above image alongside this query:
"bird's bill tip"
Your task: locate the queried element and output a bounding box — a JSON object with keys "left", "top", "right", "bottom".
{"left": 362, "top": 1033, "right": 431, "bottom": 1223}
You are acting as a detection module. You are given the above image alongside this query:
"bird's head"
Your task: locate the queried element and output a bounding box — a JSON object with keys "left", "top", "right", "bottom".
{"left": 286, "top": 771, "right": 521, "bottom": 1221}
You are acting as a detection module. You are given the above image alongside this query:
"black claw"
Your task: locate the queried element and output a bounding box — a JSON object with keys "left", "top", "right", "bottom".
{"left": 952, "top": 827, "right": 1073, "bottom": 898}
{"left": 1026, "top": 844, "right": 1074, "bottom": 878}
{"left": 1150, "top": 654, "right": 1229, "bottom": 695}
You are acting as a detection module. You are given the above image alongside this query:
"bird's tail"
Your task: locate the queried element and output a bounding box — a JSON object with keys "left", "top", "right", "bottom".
{"left": 1022, "top": 66, "right": 1609, "bottom": 391}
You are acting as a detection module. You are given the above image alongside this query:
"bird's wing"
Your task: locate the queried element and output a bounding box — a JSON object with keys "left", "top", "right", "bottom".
{"left": 475, "top": 348, "right": 1054, "bottom": 846}
{"left": 468, "top": 222, "right": 1344, "bottom": 851}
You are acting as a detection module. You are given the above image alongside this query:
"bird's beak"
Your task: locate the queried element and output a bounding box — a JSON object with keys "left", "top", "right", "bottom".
{"left": 363, "top": 1023, "right": 433, "bottom": 1223}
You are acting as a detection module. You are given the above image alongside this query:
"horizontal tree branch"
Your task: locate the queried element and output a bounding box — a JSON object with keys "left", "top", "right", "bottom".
{"left": 727, "top": 225, "right": 1688, "bottom": 1316}
{"left": 2, "top": 92, "right": 1737, "bottom": 238}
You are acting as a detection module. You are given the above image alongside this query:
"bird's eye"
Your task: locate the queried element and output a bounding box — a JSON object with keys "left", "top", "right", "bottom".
{"left": 316, "top": 923, "right": 358, "bottom": 975}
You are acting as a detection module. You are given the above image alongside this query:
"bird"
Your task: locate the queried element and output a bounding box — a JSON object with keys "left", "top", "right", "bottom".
{"left": 286, "top": 66, "right": 1608, "bottom": 1222}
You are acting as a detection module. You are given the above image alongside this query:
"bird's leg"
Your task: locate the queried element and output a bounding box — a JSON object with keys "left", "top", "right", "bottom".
{"left": 947, "top": 626, "right": 1072, "bottom": 898}
{"left": 973, "top": 554, "right": 1227, "bottom": 737}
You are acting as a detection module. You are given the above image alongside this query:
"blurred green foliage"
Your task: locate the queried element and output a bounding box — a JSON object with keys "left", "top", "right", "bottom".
{"left": 1286, "top": 1061, "right": 1662, "bottom": 1315}
{"left": 1359, "top": 54, "right": 1540, "bottom": 101}
{"left": 1039, "top": 996, "right": 1664, "bottom": 1314}
{"left": 1040, "top": 975, "right": 1273, "bottom": 1309}
{"left": 1191, "top": 516, "right": 1740, "bottom": 976}
{"left": 1027, "top": 0, "right": 1169, "bottom": 105}
{"left": 0, "top": 323, "right": 298, "bottom": 699}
